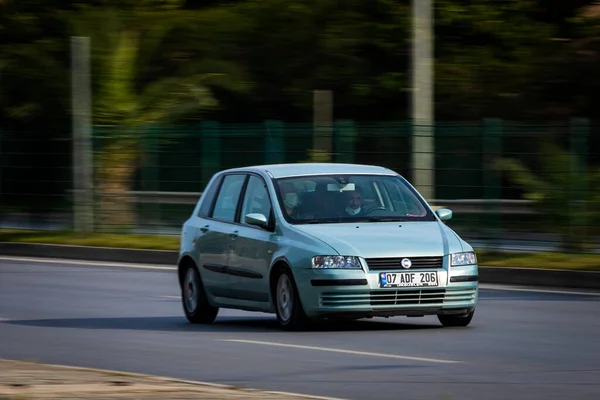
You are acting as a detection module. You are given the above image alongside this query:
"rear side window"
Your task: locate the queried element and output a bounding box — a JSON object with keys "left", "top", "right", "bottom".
{"left": 197, "top": 175, "right": 223, "bottom": 217}
{"left": 211, "top": 174, "right": 247, "bottom": 222}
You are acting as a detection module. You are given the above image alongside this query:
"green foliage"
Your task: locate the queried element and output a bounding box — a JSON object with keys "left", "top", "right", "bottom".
{"left": 434, "top": 0, "right": 557, "bottom": 119}
{"left": 59, "top": 6, "right": 241, "bottom": 232}
{"left": 3, "top": 0, "right": 600, "bottom": 125}
{"left": 497, "top": 142, "right": 600, "bottom": 252}
{"left": 67, "top": 9, "right": 224, "bottom": 129}
{"left": 4, "top": 0, "right": 600, "bottom": 228}
{"left": 0, "top": 1, "right": 71, "bottom": 127}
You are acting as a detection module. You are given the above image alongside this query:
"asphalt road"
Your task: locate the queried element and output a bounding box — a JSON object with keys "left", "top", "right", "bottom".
{"left": 1, "top": 257, "right": 599, "bottom": 400}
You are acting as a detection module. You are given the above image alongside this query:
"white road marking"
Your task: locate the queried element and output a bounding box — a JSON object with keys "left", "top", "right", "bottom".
{"left": 0, "top": 256, "right": 175, "bottom": 271}
{"left": 160, "top": 296, "right": 180, "bottom": 299}
{"left": 219, "top": 339, "right": 462, "bottom": 364}
{"left": 480, "top": 283, "right": 600, "bottom": 297}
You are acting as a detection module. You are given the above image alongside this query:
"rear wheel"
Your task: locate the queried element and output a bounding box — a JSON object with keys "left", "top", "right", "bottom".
{"left": 437, "top": 309, "right": 474, "bottom": 327}
{"left": 181, "top": 262, "right": 218, "bottom": 324}
{"left": 274, "top": 268, "right": 311, "bottom": 331}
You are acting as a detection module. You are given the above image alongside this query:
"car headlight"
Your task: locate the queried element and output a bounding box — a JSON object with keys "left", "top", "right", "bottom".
{"left": 451, "top": 252, "right": 477, "bottom": 266}
{"left": 312, "top": 256, "right": 362, "bottom": 269}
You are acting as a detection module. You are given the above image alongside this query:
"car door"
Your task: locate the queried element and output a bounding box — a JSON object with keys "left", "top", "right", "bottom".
{"left": 195, "top": 173, "right": 247, "bottom": 301}
{"left": 228, "top": 174, "right": 277, "bottom": 303}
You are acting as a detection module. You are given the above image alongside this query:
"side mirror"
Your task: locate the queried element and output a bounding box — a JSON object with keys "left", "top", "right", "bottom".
{"left": 435, "top": 208, "right": 453, "bottom": 222}
{"left": 245, "top": 213, "right": 269, "bottom": 228}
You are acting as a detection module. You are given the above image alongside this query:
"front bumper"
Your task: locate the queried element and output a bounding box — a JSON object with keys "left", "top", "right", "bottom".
{"left": 294, "top": 264, "right": 478, "bottom": 319}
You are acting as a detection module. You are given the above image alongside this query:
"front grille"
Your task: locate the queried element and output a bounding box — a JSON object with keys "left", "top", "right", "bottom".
{"left": 319, "top": 287, "right": 477, "bottom": 309}
{"left": 370, "top": 289, "right": 446, "bottom": 306}
{"left": 444, "top": 287, "right": 477, "bottom": 304}
{"left": 320, "top": 289, "right": 446, "bottom": 308}
{"left": 365, "top": 256, "right": 443, "bottom": 270}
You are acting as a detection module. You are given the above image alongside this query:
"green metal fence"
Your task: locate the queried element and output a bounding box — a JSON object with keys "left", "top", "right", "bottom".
{"left": 0, "top": 118, "right": 598, "bottom": 252}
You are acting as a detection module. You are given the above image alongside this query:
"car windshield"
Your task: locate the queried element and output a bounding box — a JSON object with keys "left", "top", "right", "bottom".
{"left": 273, "top": 174, "right": 436, "bottom": 224}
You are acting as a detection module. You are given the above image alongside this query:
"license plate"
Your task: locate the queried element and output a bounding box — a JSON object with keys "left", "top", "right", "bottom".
{"left": 379, "top": 271, "right": 439, "bottom": 288}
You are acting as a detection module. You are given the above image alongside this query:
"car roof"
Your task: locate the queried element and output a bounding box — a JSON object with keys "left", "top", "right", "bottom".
{"left": 220, "top": 163, "right": 398, "bottom": 179}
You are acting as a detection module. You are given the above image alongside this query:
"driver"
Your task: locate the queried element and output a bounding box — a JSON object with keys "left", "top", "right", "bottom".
{"left": 343, "top": 186, "right": 364, "bottom": 216}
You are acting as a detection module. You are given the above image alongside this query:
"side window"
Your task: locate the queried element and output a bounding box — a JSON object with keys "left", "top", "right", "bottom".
{"left": 240, "top": 175, "right": 272, "bottom": 223}
{"left": 211, "top": 174, "right": 246, "bottom": 222}
{"left": 197, "top": 175, "right": 223, "bottom": 217}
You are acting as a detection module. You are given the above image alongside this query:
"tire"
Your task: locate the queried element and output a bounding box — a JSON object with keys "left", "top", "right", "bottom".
{"left": 274, "top": 268, "right": 312, "bottom": 331}
{"left": 181, "top": 262, "right": 219, "bottom": 324}
{"left": 437, "top": 309, "right": 474, "bottom": 327}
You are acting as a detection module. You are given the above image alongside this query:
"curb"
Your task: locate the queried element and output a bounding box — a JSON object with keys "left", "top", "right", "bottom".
{"left": 2, "top": 242, "right": 600, "bottom": 290}
{"left": 0, "top": 358, "right": 344, "bottom": 400}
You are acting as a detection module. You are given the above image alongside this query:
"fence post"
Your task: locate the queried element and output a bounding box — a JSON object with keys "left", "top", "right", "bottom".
{"left": 142, "top": 125, "right": 160, "bottom": 227}
{"left": 201, "top": 121, "right": 221, "bottom": 188}
{"left": 312, "top": 90, "right": 333, "bottom": 162}
{"left": 411, "top": 0, "right": 434, "bottom": 201}
{"left": 334, "top": 120, "right": 356, "bottom": 164}
{"left": 482, "top": 119, "right": 503, "bottom": 247}
{"left": 570, "top": 118, "right": 588, "bottom": 251}
{"left": 71, "top": 36, "right": 94, "bottom": 234}
{"left": 265, "top": 120, "right": 284, "bottom": 164}
{"left": 0, "top": 128, "right": 3, "bottom": 208}
{"left": 143, "top": 125, "right": 159, "bottom": 192}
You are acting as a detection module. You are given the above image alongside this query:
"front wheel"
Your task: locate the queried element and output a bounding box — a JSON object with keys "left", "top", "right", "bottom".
{"left": 437, "top": 309, "right": 474, "bottom": 327}
{"left": 274, "top": 269, "right": 311, "bottom": 331}
{"left": 181, "top": 263, "right": 218, "bottom": 324}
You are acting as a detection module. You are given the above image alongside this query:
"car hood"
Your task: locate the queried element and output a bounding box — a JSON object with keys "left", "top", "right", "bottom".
{"left": 292, "top": 221, "right": 462, "bottom": 258}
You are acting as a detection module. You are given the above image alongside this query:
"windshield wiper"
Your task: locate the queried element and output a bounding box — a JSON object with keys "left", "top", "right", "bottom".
{"left": 362, "top": 217, "right": 407, "bottom": 222}
{"left": 298, "top": 218, "right": 344, "bottom": 224}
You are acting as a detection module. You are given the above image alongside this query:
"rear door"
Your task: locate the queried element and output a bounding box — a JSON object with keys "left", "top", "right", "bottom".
{"left": 195, "top": 173, "right": 247, "bottom": 301}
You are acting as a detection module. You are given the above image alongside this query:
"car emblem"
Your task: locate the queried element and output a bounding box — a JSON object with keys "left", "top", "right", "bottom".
{"left": 401, "top": 258, "right": 412, "bottom": 269}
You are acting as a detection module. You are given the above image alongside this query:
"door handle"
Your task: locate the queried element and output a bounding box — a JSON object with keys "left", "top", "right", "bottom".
{"left": 200, "top": 225, "right": 209, "bottom": 233}
{"left": 230, "top": 230, "right": 239, "bottom": 239}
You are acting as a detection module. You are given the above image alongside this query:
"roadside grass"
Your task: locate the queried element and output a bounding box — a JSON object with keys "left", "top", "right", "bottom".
{"left": 476, "top": 251, "right": 600, "bottom": 271}
{"left": 1, "top": 229, "right": 599, "bottom": 271}
{"left": 0, "top": 229, "right": 179, "bottom": 250}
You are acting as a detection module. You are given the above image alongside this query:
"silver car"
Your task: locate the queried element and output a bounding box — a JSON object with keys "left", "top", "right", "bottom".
{"left": 177, "top": 163, "right": 478, "bottom": 330}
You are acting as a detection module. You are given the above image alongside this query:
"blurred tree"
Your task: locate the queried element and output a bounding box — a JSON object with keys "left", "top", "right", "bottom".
{"left": 433, "top": 0, "right": 557, "bottom": 120}
{"left": 526, "top": 3, "right": 600, "bottom": 120}
{"left": 0, "top": 0, "right": 76, "bottom": 214}
{"left": 3, "top": 0, "right": 600, "bottom": 126}
{"left": 68, "top": 7, "right": 241, "bottom": 231}
{"left": 182, "top": 0, "right": 596, "bottom": 122}
{"left": 497, "top": 142, "right": 600, "bottom": 252}
{"left": 189, "top": 0, "right": 412, "bottom": 122}
{"left": 531, "top": 0, "right": 596, "bottom": 36}
{"left": 0, "top": 0, "right": 71, "bottom": 128}
{"left": 3, "top": 0, "right": 600, "bottom": 225}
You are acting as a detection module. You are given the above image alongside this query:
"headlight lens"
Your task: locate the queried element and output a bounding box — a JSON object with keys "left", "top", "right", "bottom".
{"left": 312, "top": 256, "right": 362, "bottom": 269}
{"left": 451, "top": 252, "right": 477, "bottom": 266}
